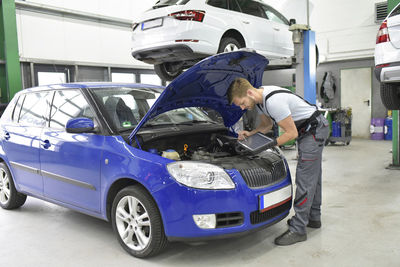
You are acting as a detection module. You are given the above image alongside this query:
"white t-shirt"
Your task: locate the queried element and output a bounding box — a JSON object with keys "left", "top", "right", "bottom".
{"left": 256, "top": 86, "right": 316, "bottom": 122}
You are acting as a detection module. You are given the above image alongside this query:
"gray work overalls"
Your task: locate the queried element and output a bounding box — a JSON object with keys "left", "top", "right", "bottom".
{"left": 290, "top": 114, "right": 329, "bottom": 234}
{"left": 259, "top": 90, "right": 330, "bottom": 235}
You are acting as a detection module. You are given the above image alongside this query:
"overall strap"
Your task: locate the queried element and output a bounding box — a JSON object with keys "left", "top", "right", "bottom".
{"left": 264, "top": 89, "right": 317, "bottom": 108}
{"left": 259, "top": 90, "right": 318, "bottom": 122}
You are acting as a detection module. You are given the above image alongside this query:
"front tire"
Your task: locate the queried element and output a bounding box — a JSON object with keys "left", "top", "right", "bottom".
{"left": 0, "top": 162, "right": 27, "bottom": 210}
{"left": 380, "top": 83, "right": 400, "bottom": 110}
{"left": 111, "top": 185, "right": 168, "bottom": 258}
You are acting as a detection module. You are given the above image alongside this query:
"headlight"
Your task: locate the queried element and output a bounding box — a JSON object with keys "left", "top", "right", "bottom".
{"left": 166, "top": 162, "right": 235, "bottom": 189}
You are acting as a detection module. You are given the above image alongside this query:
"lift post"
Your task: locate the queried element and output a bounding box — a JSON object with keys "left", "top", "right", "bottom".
{"left": 290, "top": 24, "right": 316, "bottom": 104}
{"left": 0, "top": 0, "right": 22, "bottom": 103}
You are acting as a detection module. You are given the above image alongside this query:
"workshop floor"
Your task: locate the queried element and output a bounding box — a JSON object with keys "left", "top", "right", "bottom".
{"left": 1, "top": 138, "right": 399, "bottom": 267}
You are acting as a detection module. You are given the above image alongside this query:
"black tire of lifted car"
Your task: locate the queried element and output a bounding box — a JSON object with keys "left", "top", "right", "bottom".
{"left": 0, "top": 162, "right": 27, "bottom": 210}
{"left": 218, "top": 37, "right": 242, "bottom": 53}
{"left": 111, "top": 185, "right": 168, "bottom": 258}
{"left": 380, "top": 83, "right": 400, "bottom": 110}
{"left": 154, "top": 63, "right": 183, "bottom": 81}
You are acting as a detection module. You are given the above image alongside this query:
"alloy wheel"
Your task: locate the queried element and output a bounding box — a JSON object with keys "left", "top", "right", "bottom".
{"left": 115, "top": 195, "right": 151, "bottom": 251}
{"left": 0, "top": 168, "right": 10, "bottom": 205}
{"left": 224, "top": 43, "right": 239, "bottom": 52}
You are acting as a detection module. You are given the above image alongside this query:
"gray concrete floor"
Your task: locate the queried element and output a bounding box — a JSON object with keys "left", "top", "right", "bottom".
{"left": 1, "top": 138, "right": 399, "bottom": 267}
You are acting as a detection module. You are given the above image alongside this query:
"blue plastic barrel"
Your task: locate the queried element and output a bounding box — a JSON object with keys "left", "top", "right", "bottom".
{"left": 337, "top": 121, "right": 341, "bottom": 137}
{"left": 384, "top": 117, "right": 393, "bottom": 140}
{"left": 332, "top": 121, "right": 336, "bottom": 137}
{"left": 370, "top": 118, "right": 384, "bottom": 140}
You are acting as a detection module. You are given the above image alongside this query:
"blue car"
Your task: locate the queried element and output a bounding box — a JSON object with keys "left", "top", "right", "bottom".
{"left": 0, "top": 51, "right": 292, "bottom": 258}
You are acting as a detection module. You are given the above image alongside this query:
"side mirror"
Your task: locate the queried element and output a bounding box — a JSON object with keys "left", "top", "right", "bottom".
{"left": 289, "top": 18, "right": 296, "bottom": 26}
{"left": 66, "top": 117, "right": 95, "bottom": 133}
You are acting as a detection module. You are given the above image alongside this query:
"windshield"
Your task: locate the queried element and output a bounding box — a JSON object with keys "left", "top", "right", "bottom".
{"left": 92, "top": 87, "right": 217, "bottom": 133}
{"left": 148, "top": 107, "right": 214, "bottom": 126}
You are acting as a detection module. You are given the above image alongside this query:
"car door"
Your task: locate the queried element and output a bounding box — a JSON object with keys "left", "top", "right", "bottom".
{"left": 233, "top": 0, "right": 276, "bottom": 57}
{"left": 259, "top": 3, "right": 293, "bottom": 57}
{"left": 1, "top": 91, "right": 51, "bottom": 195}
{"left": 40, "top": 89, "right": 104, "bottom": 213}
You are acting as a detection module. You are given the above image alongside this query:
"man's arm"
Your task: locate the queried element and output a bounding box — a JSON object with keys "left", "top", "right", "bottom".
{"left": 238, "top": 114, "right": 273, "bottom": 140}
{"left": 276, "top": 115, "right": 298, "bottom": 146}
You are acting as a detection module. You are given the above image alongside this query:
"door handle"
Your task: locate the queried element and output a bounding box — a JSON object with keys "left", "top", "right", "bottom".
{"left": 41, "top": 140, "right": 51, "bottom": 149}
{"left": 3, "top": 132, "right": 10, "bottom": 140}
{"left": 363, "top": 100, "right": 370, "bottom": 106}
{"left": 242, "top": 21, "right": 250, "bottom": 24}
{"left": 273, "top": 27, "right": 280, "bottom": 31}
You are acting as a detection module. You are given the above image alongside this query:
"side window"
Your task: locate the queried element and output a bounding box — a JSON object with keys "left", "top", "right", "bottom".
{"left": 390, "top": 4, "right": 400, "bottom": 17}
{"left": 12, "top": 95, "right": 25, "bottom": 122}
{"left": 207, "top": 0, "right": 228, "bottom": 9}
{"left": 236, "top": 0, "right": 264, "bottom": 18}
{"left": 228, "top": 0, "right": 241, "bottom": 12}
{"left": 261, "top": 5, "right": 289, "bottom": 25}
{"left": 49, "top": 90, "right": 96, "bottom": 130}
{"left": 19, "top": 92, "right": 51, "bottom": 127}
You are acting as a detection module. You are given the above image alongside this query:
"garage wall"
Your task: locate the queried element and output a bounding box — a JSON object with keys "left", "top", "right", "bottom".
{"left": 268, "top": 0, "right": 385, "bottom": 62}
{"left": 16, "top": 0, "right": 385, "bottom": 67}
{"left": 15, "top": 0, "right": 154, "bottom": 68}
{"left": 262, "top": 58, "right": 387, "bottom": 118}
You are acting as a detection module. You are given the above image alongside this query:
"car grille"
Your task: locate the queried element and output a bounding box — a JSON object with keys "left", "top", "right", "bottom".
{"left": 216, "top": 212, "right": 244, "bottom": 228}
{"left": 250, "top": 200, "right": 291, "bottom": 225}
{"left": 238, "top": 158, "right": 287, "bottom": 188}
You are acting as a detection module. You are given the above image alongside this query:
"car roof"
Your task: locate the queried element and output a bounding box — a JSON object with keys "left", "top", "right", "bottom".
{"left": 21, "top": 82, "right": 165, "bottom": 93}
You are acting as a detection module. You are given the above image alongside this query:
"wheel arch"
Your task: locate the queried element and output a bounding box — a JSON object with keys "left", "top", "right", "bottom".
{"left": 105, "top": 177, "right": 158, "bottom": 222}
{"left": 220, "top": 29, "right": 246, "bottom": 48}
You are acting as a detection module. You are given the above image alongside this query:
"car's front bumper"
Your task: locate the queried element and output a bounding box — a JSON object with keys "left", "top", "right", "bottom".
{"left": 152, "top": 166, "right": 292, "bottom": 241}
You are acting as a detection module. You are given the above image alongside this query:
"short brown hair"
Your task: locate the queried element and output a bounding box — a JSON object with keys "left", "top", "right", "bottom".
{"left": 227, "top": 78, "right": 253, "bottom": 105}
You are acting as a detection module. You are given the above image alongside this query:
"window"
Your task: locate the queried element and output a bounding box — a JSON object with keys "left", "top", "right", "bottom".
{"left": 207, "top": 0, "right": 228, "bottom": 9}
{"left": 228, "top": 0, "right": 241, "bottom": 12}
{"left": 141, "top": 74, "right": 162, "bottom": 85}
{"left": 92, "top": 87, "right": 159, "bottom": 131}
{"left": 153, "top": 0, "right": 190, "bottom": 9}
{"left": 236, "top": 0, "right": 264, "bottom": 18}
{"left": 49, "top": 90, "right": 96, "bottom": 129}
{"left": 19, "top": 92, "right": 51, "bottom": 127}
{"left": 38, "top": 72, "right": 66, "bottom": 86}
{"left": 260, "top": 4, "right": 289, "bottom": 25}
{"left": 111, "top": 73, "right": 136, "bottom": 83}
{"left": 12, "top": 95, "right": 25, "bottom": 122}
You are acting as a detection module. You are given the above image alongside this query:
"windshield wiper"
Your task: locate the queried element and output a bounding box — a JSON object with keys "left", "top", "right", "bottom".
{"left": 175, "top": 120, "right": 216, "bottom": 126}
{"left": 119, "top": 126, "right": 136, "bottom": 133}
{"left": 143, "top": 122, "right": 177, "bottom": 127}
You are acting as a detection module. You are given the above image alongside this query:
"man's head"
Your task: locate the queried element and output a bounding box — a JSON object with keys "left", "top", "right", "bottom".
{"left": 227, "top": 78, "right": 258, "bottom": 110}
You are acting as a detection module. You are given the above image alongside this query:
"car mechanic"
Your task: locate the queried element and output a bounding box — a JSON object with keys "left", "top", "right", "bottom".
{"left": 227, "top": 77, "right": 330, "bottom": 245}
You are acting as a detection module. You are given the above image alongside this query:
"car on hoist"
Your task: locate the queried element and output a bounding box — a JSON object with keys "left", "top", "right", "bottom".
{"left": 131, "top": 0, "right": 294, "bottom": 81}
{"left": 374, "top": 1, "right": 400, "bottom": 110}
{"left": 0, "top": 51, "right": 292, "bottom": 258}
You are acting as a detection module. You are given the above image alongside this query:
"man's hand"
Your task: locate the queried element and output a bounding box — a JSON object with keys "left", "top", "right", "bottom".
{"left": 238, "top": 130, "right": 252, "bottom": 140}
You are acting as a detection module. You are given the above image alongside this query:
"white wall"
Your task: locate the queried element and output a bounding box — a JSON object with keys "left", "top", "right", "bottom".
{"left": 16, "top": 0, "right": 154, "bottom": 67}
{"left": 265, "top": 0, "right": 384, "bottom": 62}
{"left": 16, "top": 0, "right": 385, "bottom": 66}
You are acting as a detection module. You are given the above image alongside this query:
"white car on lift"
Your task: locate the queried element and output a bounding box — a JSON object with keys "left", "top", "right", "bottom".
{"left": 374, "top": 2, "right": 400, "bottom": 110}
{"left": 131, "top": 0, "right": 294, "bottom": 81}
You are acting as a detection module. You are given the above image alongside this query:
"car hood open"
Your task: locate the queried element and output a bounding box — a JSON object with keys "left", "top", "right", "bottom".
{"left": 129, "top": 50, "right": 269, "bottom": 141}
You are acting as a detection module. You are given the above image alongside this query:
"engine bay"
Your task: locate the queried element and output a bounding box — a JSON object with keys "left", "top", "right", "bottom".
{"left": 136, "top": 129, "right": 284, "bottom": 171}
